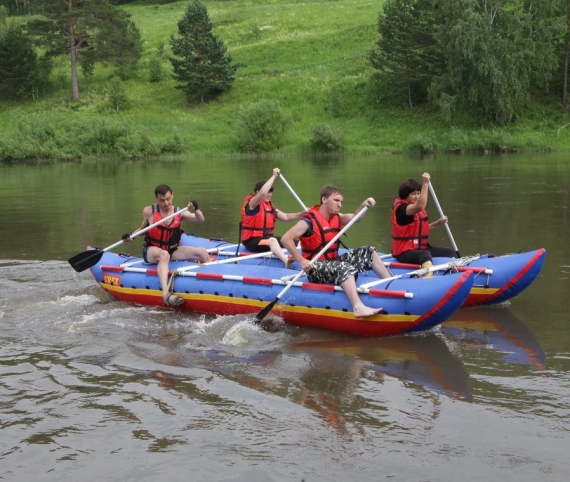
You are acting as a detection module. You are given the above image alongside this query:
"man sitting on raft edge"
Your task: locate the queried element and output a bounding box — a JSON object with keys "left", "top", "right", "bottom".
{"left": 281, "top": 184, "right": 391, "bottom": 318}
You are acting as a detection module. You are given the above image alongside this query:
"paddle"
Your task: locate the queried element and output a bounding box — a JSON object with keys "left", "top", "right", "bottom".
{"left": 68, "top": 206, "right": 189, "bottom": 272}
{"left": 254, "top": 205, "right": 370, "bottom": 324}
{"left": 278, "top": 173, "right": 309, "bottom": 211}
{"left": 358, "top": 254, "right": 481, "bottom": 289}
{"left": 428, "top": 182, "right": 460, "bottom": 257}
{"left": 279, "top": 253, "right": 393, "bottom": 282}
{"left": 175, "top": 248, "right": 291, "bottom": 274}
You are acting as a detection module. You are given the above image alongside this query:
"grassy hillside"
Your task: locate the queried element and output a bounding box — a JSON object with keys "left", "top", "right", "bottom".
{"left": 2, "top": 0, "right": 570, "bottom": 160}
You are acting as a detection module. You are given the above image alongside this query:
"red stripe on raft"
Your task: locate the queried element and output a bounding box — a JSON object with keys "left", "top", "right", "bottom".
{"left": 388, "top": 262, "right": 419, "bottom": 269}
{"left": 147, "top": 269, "right": 158, "bottom": 276}
{"left": 196, "top": 272, "right": 224, "bottom": 280}
{"left": 415, "top": 271, "right": 473, "bottom": 324}
{"left": 457, "top": 266, "right": 488, "bottom": 273}
{"left": 101, "top": 265, "right": 123, "bottom": 272}
{"left": 302, "top": 282, "right": 335, "bottom": 292}
{"left": 367, "top": 289, "right": 408, "bottom": 298}
{"left": 485, "top": 248, "right": 545, "bottom": 300}
{"left": 242, "top": 276, "right": 273, "bottom": 286}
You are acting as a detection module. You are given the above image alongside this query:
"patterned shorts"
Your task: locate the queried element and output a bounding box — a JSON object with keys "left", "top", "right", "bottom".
{"left": 307, "top": 246, "right": 376, "bottom": 286}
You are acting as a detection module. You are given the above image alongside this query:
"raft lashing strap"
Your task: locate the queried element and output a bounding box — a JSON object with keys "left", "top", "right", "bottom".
{"left": 359, "top": 255, "right": 490, "bottom": 291}
{"left": 99, "top": 265, "right": 413, "bottom": 299}
{"left": 166, "top": 269, "right": 178, "bottom": 297}
{"left": 383, "top": 254, "right": 492, "bottom": 274}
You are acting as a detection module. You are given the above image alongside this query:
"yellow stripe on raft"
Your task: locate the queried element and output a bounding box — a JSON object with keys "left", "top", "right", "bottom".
{"left": 100, "top": 283, "right": 418, "bottom": 324}
{"left": 470, "top": 287, "right": 499, "bottom": 295}
{"left": 272, "top": 303, "right": 416, "bottom": 323}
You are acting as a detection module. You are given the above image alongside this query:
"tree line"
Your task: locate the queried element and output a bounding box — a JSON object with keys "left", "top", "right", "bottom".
{"left": 371, "top": 0, "right": 570, "bottom": 124}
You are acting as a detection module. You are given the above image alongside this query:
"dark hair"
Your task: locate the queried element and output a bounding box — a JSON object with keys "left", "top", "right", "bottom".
{"left": 398, "top": 179, "right": 422, "bottom": 199}
{"left": 254, "top": 180, "right": 274, "bottom": 193}
{"left": 155, "top": 184, "right": 173, "bottom": 196}
{"left": 320, "top": 184, "right": 343, "bottom": 204}
{"left": 254, "top": 180, "right": 266, "bottom": 193}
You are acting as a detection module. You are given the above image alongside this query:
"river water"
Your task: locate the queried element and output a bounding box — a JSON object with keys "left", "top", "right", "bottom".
{"left": 1, "top": 154, "right": 569, "bottom": 481}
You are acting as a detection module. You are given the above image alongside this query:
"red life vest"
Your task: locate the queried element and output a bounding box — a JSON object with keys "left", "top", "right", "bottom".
{"left": 391, "top": 198, "right": 429, "bottom": 256}
{"left": 240, "top": 194, "right": 277, "bottom": 241}
{"left": 144, "top": 204, "right": 183, "bottom": 251}
{"left": 300, "top": 205, "right": 341, "bottom": 261}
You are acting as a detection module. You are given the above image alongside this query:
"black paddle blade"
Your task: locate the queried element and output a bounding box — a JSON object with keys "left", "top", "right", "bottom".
{"left": 254, "top": 298, "right": 278, "bottom": 324}
{"left": 68, "top": 249, "right": 104, "bottom": 273}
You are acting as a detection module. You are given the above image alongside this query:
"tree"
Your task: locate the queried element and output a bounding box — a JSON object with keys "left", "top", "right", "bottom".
{"left": 0, "top": 23, "right": 51, "bottom": 100}
{"left": 549, "top": 0, "right": 570, "bottom": 108}
{"left": 107, "top": 76, "right": 129, "bottom": 111}
{"left": 370, "top": 0, "right": 443, "bottom": 109}
{"left": 431, "top": 0, "right": 560, "bottom": 124}
{"left": 0, "top": 5, "right": 7, "bottom": 25}
{"left": 169, "top": 0, "right": 238, "bottom": 104}
{"left": 27, "top": 0, "right": 142, "bottom": 102}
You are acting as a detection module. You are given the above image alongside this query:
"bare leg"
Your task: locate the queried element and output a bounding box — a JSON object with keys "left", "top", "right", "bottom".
{"left": 172, "top": 246, "right": 210, "bottom": 263}
{"left": 341, "top": 276, "right": 382, "bottom": 318}
{"left": 371, "top": 251, "right": 391, "bottom": 279}
{"left": 146, "top": 246, "right": 172, "bottom": 299}
{"left": 421, "top": 260, "right": 433, "bottom": 278}
{"left": 268, "top": 237, "right": 289, "bottom": 266}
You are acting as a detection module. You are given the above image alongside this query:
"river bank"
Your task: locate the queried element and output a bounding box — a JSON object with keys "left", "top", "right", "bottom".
{"left": 1, "top": 0, "right": 569, "bottom": 162}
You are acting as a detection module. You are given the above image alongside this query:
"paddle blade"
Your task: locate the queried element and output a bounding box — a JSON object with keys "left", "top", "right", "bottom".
{"left": 68, "top": 249, "right": 104, "bottom": 272}
{"left": 254, "top": 298, "right": 278, "bottom": 324}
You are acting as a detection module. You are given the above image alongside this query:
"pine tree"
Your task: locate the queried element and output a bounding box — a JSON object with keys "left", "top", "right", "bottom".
{"left": 0, "top": 23, "right": 50, "bottom": 100}
{"left": 370, "top": 0, "right": 443, "bottom": 109}
{"left": 169, "top": 0, "right": 238, "bottom": 104}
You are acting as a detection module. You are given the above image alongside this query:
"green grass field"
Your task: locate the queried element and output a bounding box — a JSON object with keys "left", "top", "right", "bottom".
{"left": 2, "top": 0, "right": 570, "bottom": 160}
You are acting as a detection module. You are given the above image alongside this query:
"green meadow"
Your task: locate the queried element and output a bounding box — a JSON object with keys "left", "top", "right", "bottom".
{"left": 2, "top": 0, "right": 570, "bottom": 161}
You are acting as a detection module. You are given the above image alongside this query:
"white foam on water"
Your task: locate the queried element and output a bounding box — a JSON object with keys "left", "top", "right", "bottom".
{"left": 222, "top": 319, "right": 258, "bottom": 347}
{"left": 50, "top": 294, "right": 100, "bottom": 306}
{"left": 190, "top": 313, "right": 212, "bottom": 334}
{"left": 187, "top": 313, "right": 264, "bottom": 348}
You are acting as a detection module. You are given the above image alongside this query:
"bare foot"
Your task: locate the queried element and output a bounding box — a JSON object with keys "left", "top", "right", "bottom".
{"left": 353, "top": 305, "right": 382, "bottom": 318}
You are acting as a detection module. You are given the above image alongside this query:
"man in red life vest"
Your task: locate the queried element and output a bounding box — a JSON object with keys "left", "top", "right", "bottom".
{"left": 281, "top": 185, "right": 391, "bottom": 318}
{"left": 241, "top": 167, "right": 305, "bottom": 267}
{"left": 391, "top": 172, "right": 457, "bottom": 277}
{"left": 123, "top": 184, "right": 209, "bottom": 306}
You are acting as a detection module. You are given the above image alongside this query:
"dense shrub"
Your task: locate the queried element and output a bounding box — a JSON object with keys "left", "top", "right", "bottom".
{"left": 107, "top": 77, "right": 130, "bottom": 112}
{"left": 406, "top": 132, "right": 437, "bottom": 154}
{"left": 0, "top": 110, "right": 188, "bottom": 162}
{"left": 235, "top": 99, "right": 291, "bottom": 153}
{"left": 309, "top": 123, "right": 345, "bottom": 152}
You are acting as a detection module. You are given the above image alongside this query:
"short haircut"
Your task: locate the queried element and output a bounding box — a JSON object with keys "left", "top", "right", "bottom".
{"left": 398, "top": 178, "right": 422, "bottom": 199}
{"left": 320, "top": 184, "right": 343, "bottom": 204}
{"left": 155, "top": 184, "right": 173, "bottom": 197}
{"left": 254, "top": 180, "right": 266, "bottom": 193}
